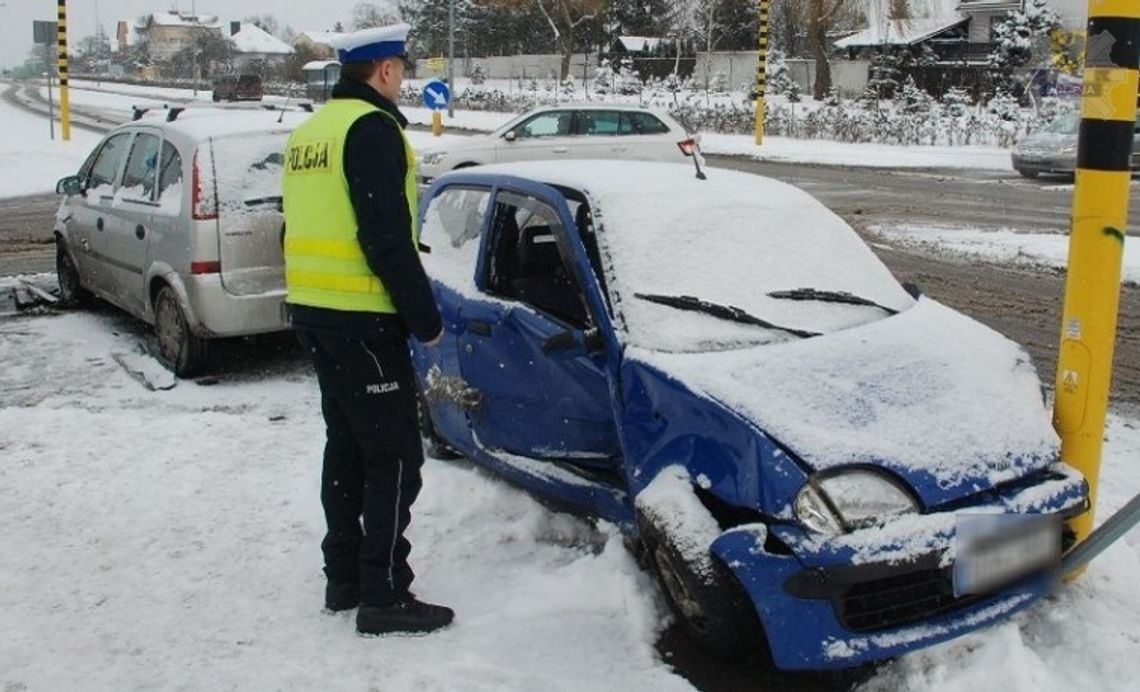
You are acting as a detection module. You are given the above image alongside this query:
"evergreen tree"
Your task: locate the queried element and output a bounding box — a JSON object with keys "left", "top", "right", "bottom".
{"left": 989, "top": 0, "right": 1061, "bottom": 70}
{"left": 866, "top": 51, "right": 901, "bottom": 100}
{"left": 943, "top": 86, "right": 972, "bottom": 118}
{"left": 609, "top": 0, "right": 672, "bottom": 38}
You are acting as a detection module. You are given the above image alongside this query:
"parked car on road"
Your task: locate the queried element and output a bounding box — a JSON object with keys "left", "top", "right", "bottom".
{"left": 417, "top": 104, "right": 696, "bottom": 185}
{"left": 1012, "top": 111, "right": 1140, "bottom": 178}
{"left": 54, "top": 107, "right": 303, "bottom": 375}
{"left": 212, "top": 73, "right": 264, "bottom": 102}
{"left": 412, "top": 160, "right": 1088, "bottom": 670}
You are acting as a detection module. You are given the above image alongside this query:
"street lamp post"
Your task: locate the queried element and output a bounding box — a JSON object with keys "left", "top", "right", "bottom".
{"left": 191, "top": 0, "right": 198, "bottom": 97}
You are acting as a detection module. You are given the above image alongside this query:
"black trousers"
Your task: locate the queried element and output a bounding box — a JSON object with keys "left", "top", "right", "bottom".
{"left": 295, "top": 327, "right": 424, "bottom": 607}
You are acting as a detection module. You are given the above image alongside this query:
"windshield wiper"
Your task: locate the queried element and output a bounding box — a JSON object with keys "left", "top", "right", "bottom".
{"left": 634, "top": 293, "right": 819, "bottom": 339}
{"left": 766, "top": 288, "right": 899, "bottom": 315}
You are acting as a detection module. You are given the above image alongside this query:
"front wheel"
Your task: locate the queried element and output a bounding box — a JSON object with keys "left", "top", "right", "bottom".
{"left": 153, "top": 285, "right": 208, "bottom": 377}
{"left": 639, "top": 510, "right": 766, "bottom": 661}
{"left": 56, "top": 240, "right": 91, "bottom": 308}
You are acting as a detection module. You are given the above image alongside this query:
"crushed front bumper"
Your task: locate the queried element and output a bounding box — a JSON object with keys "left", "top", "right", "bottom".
{"left": 710, "top": 464, "right": 1088, "bottom": 670}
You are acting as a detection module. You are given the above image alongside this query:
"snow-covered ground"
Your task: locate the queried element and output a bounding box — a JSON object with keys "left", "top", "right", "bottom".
{"left": 0, "top": 90, "right": 99, "bottom": 198}
{"left": 5, "top": 79, "right": 1140, "bottom": 690}
{"left": 874, "top": 225, "right": 1140, "bottom": 286}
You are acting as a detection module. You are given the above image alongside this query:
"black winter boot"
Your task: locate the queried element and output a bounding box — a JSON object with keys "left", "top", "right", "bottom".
{"left": 356, "top": 595, "right": 454, "bottom": 635}
{"left": 324, "top": 580, "right": 360, "bottom": 612}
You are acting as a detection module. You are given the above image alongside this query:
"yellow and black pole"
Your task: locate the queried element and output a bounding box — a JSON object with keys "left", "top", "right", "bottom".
{"left": 1054, "top": 0, "right": 1140, "bottom": 546}
{"left": 755, "top": 0, "right": 770, "bottom": 145}
{"left": 56, "top": 0, "right": 71, "bottom": 141}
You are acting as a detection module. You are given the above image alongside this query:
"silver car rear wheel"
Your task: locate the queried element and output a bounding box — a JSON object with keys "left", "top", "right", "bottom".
{"left": 153, "top": 285, "right": 207, "bottom": 377}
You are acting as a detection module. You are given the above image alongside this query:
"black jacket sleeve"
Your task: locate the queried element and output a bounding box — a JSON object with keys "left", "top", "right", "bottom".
{"left": 343, "top": 113, "right": 442, "bottom": 342}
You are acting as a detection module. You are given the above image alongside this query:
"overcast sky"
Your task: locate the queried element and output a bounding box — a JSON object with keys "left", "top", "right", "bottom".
{"left": 0, "top": 1, "right": 398, "bottom": 68}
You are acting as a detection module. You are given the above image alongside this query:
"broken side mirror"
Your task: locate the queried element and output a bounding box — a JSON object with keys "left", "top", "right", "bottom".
{"left": 56, "top": 175, "right": 83, "bottom": 197}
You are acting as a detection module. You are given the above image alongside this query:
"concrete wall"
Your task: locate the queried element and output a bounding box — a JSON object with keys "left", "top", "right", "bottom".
{"left": 695, "top": 51, "right": 870, "bottom": 98}
{"left": 416, "top": 50, "right": 871, "bottom": 98}
{"left": 414, "top": 54, "right": 599, "bottom": 82}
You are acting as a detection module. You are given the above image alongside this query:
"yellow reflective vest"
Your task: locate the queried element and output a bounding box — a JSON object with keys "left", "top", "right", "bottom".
{"left": 283, "top": 98, "right": 419, "bottom": 314}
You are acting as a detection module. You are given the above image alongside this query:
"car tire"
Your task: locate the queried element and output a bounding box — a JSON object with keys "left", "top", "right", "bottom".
{"left": 153, "top": 285, "right": 208, "bottom": 377}
{"left": 56, "top": 240, "right": 92, "bottom": 308}
{"left": 417, "top": 388, "right": 463, "bottom": 460}
{"left": 639, "top": 509, "right": 767, "bottom": 661}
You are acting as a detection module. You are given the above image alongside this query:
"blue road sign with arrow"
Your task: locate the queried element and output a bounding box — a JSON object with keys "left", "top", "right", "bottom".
{"left": 422, "top": 80, "right": 451, "bottom": 111}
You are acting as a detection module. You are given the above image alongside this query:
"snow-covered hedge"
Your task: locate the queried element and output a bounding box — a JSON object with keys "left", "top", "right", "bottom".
{"left": 400, "top": 82, "right": 1072, "bottom": 148}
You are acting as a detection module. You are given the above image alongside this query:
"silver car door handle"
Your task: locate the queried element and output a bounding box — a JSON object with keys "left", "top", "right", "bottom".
{"left": 553, "top": 147, "right": 569, "bottom": 154}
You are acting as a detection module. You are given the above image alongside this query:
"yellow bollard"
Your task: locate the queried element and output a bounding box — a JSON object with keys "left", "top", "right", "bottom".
{"left": 1054, "top": 0, "right": 1140, "bottom": 548}
{"left": 432, "top": 111, "right": 443, "bottom": 137}
{"left": 755, "top": 97, "right": 766, "bottom": 144}
{"left": 57, "top": 0, "right": 71, "bottom": 141}
{"left": 755, "top": 0, "right": 770, "bottom": 145}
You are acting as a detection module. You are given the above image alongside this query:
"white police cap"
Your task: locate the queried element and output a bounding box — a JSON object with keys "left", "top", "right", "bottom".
{"left": 328, "top": 23, "right": 411, "bottom": 65}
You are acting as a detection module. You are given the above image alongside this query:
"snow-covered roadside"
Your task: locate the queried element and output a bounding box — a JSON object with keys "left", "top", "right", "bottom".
{"left": 0, "top": 293, "right": 688, "bottom": 692}
{"left": 0, "top": 92, "right": 99, "bottom": 198}
{"left": 2, "top": 274, "right": 1140, "bottom": 690}
{"left": 872, "top": 225, "right": 1140, "bottom": 286}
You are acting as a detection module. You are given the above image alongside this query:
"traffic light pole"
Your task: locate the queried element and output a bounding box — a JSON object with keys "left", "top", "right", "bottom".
{"left": 1054, "top": 0, "right": 1140, "bottom": 548}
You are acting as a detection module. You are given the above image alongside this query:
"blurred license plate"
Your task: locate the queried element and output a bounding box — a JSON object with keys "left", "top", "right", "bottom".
{"left": 953, "top": 513, "right": 1060, "bottom": 597}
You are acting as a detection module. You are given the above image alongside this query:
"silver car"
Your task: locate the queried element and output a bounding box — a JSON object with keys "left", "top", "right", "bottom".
{"left": 1012, "top": 111, "right": 1140, "bottom": 178}
{"left": 417, "top": 104, "right": 696, "bottom": 185}
{"left": 54, "top": 108, "right": 305, "bottom": 375}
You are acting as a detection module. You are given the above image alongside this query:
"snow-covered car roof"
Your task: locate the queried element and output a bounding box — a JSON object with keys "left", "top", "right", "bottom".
{"left": 122, "top": 108, "right": 307, "bottom": 141}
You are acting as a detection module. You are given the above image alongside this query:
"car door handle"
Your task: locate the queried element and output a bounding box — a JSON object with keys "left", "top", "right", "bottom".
{"left": 96, "top": 217, "right": 104, "bottom": 231}
{"left": 553, "top": 147, "right": 569, "bottom": 154}
{"left": 468, "top": 320, "right": 492, "bottom": 336}
{"left": 135, "top": 225, "right": 146, "bottom": 240}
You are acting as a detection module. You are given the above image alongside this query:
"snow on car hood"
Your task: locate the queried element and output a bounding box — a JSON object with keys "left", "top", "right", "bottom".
{"left": 627, "top": 297, "right": 1060, "bottom": 507}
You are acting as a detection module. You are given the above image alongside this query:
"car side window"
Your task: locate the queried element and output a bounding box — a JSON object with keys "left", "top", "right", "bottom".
{"left": 485, "top": 190, "right": 589, "bottom": 328}
{"left": 623, "top": 112, "right": 671, "bottom": 135}
{"left": 420, "top": 186, "right": 492, "bottom": 291}
{"left": 581, "top": 111, "right": 621, "bottom": 135}
{"left": 87, "top": 132, "right": 132, "bottom": 194}
{"left": 156, "top": 141, "right": 184, "bottom": 213}
{"left": 120, "top": 133, "right": 161, "bottom": 202}
{"left": 516, "top": 111, "right": 572, "bottom": 139}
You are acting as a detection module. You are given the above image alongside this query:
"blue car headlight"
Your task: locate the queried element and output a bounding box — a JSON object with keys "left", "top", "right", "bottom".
{"left": 794, "top": 470, "right": 919, "bottom": 535}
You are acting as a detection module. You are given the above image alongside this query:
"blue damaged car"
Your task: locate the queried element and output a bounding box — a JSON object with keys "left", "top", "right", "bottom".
{"left": 410, "top": 160, "right": 1089, "bottom": 670}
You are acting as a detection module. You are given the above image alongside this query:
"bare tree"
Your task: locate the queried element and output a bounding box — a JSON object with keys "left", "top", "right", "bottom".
{"left": 521, "top": 0, "right": 605, "bottom": 79}
{"left": 808, "top": 0, "right": 847, "bottom": 99}
{"left": 351, "top": 1, "right": 403, "bottom": 30}
{"left": 243, "top": 14, "right": 280, "bottom": 36}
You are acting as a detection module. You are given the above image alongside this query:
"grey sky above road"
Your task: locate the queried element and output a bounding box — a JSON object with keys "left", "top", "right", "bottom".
{"left": 0, "top": 1, "right": 395, "bottom": 68}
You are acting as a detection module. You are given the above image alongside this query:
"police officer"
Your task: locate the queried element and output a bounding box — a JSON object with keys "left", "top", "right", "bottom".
{"left": 282, "top": 23, "right": 452, "bottom": 636}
